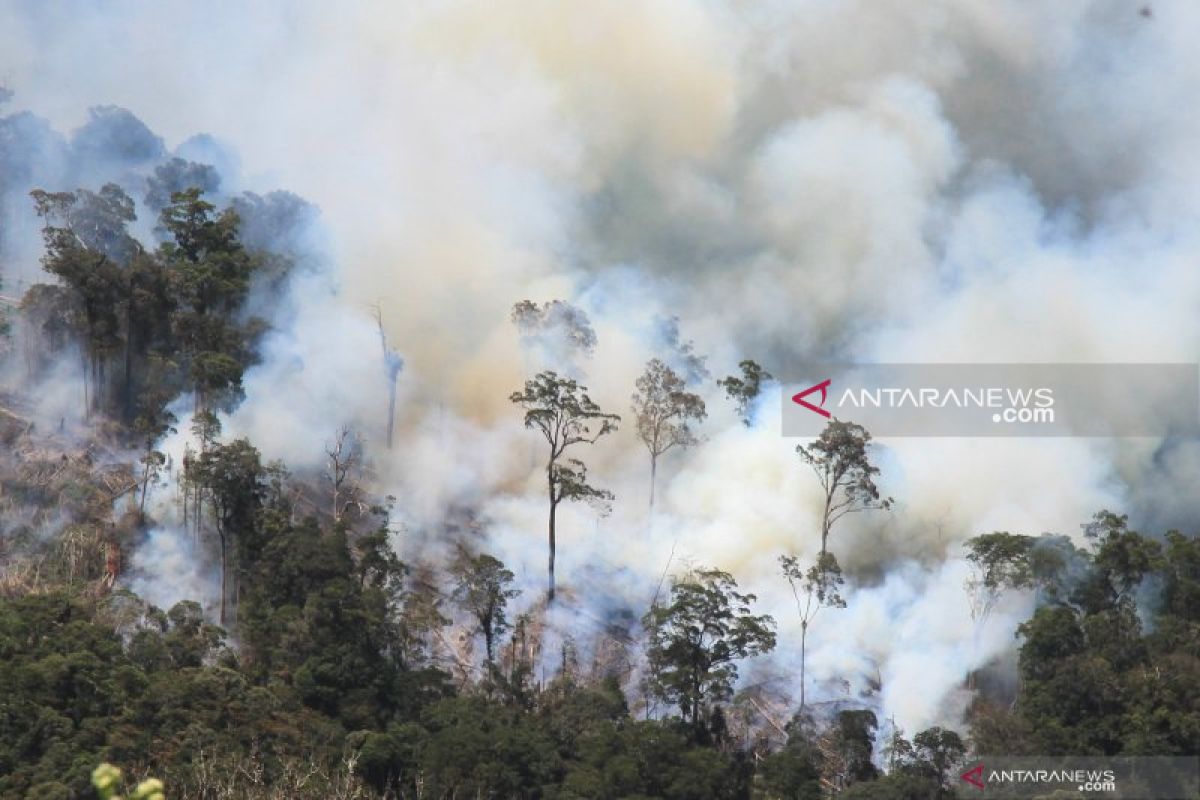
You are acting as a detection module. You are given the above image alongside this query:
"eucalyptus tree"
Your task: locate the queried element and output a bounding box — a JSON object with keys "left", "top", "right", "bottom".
{"left": 510, "top": 370, "right": 618, "bottom": 602}
{"left": 643, "top": 568, "right": 776, "bottom": 738}
{"left": 797, "top": 420, "right": 892, "bottom": 559}
{"left": 717, "top": 359, "right": 772, "bottom": 426}
{"left": 631, "top": 358, "right": 706, "bottom": 507}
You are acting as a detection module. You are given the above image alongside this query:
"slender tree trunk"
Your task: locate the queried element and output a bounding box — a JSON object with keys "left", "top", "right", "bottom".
{"left": 139, "top": 459, "right": 150, "bottom": 517}
{"left": 219, "top": 530, "right": 227, "bottom": 625}
{"left": 649, "top": 453, "right": 657, "bottom": 508}
{"left": 547, "top": 470, "right": 557, "bottom": 604}
{"left": 386, "top": 375, "right": 398, "bottom": 449}
{"left": 96, "top": 357, "right": 104, "bottom": 414}
{"left": 820, "top": 494, "right": 833, "bottom": 557}
{"left": 800, "top": 620, "right": 808, "bottom": 708}
{"left": 332, "top": 473, "right": 340, "bottom": 523}
{"left": 81, "top": 350, "right": 89, "bottom": 420}
{"left": 123, "top": 290, "right": 133, "bottom": 421}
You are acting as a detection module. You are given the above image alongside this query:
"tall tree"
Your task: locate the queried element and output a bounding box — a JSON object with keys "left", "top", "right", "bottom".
{"left": 132, "top": 355, "right": 178, "bottom": 517}
{"left": 817, "top": 710, "right": 879, "bottom": 793}
{"left": 717, "top": 359, "right": 772, "bottom": 426}
{"left": 907, "top": 727, "right": 966, "bottom": 791}
{"left": 797, "top": 420, "right": 892, "bottom": 559}
{"left": 510, "top": 371, "right": 619, "bottom": 602}
{"left": 190, "top": 436, "right": 265, "bottom": 624}
{"left": 123, "top": 249, "right": 178, "bottom": 421}
{"left": 643, "top": 568, "right": 776, "bottom": 738}
{"left": 964, "top": 531, "right": 1036, "bottom": 623}
{"left": 30, "top": 184, "right": 138, "bottom": 416}
{"left": 780, "top": 551, "right": 846, "bottom": 709}
{"left": 631, "top": 358, "right": 706, "bottom": 507}
{"left": 1075, "top": 510, "right": 1164, "bottom": 613}
{"left": 157, "top": 188, "right": 257, "bottom": 413}
{"left": 963, "top": 531, "right": 1037, "bottom": 689}
{"left": 451, "top": 551, "right": 520, "bottom": 665}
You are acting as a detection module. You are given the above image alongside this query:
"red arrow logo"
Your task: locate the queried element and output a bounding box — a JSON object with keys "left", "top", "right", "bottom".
{"left": 792, "top": 379, "right": 832, "bottom": 418}
{"left": 961, "top": 763, "right": 985, "bottom": 790}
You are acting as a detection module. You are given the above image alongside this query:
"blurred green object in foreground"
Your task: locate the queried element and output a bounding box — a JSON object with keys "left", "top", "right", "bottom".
{"left": 91, "top": 763, "right": 166, "bottom": 800}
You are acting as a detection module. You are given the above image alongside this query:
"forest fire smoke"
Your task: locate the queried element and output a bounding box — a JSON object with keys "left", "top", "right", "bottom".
{"left": 3, "top": 0, "right": 1199, "bottom": 741}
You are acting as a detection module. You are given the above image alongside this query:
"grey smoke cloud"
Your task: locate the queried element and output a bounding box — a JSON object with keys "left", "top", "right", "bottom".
{"left": 2, "top": 0, "right": 1196, "bottom": 735}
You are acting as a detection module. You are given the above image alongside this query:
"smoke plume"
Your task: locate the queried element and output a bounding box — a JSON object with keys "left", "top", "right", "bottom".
{"left": 2, "top": 0, "right": 1197, "bottom": 735}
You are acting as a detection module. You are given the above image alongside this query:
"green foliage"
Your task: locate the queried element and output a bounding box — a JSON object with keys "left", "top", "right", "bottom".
{"left": 756, "top": 731, "right": 823, "bottom": 799}
{"left": 970, "top": 518, "right": 1200, "bottom": 758}
{"left": 4, "top": 266, "right": 1197, "bottom": 800}
{"left": 26, "top": 183, "right": 273, "bottom": 425}
{"left": 797, "top": 419, "right": 892, "bottom": 557}
{"left": 892, "top": 726, "right": 966, "bottom": 792}
{"left": 825, "top": 710, "right": 880, "bottom": 788}
{"left": 1075, "top": 511, "right": 1164, "bottom": 612}
{"left": 4, "top": 491, "right": 1195, "bottom": 800}
{"left": 0, "top": 593, "right": 131, "bottom": 797}
{"left": 631, "top": 358, "right": 706, "bottom": 505}
{"left": 643, "top": 568, "right": 776, "bottom": 738}
{"left": 965, "top": 532, "right": 1036, "bottom": 592}
{"left": 510, "top": 370, "right": 620, "bottom": 601}
{"left": 717, "top": 359, "right": 772, "bottom": 426}
{"left": 1161, "top": 529, "right": 1200, "bottom": 622}
{"left": 837, "top": 771, "right": 938, "bottom": 800}
{"left": 450, "top": 551, "right": 519, "bottom": 664}
{"left": 779, "top": 551, "right": 846, "bottom": 707}
{"left": 964, "top": 531, "right": 1037, "bottom": 622}
{"left": 780, "top": 551, "right": 846, "bottom": 616}
{"left": 510, "top": 371, "right": 620, "bottom": 451}
{"left": 29, "top": 185, "right": 136, "bottom": 413}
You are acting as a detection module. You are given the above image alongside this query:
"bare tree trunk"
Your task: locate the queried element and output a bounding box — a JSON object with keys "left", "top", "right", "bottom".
{"left": 219, "top": 531, "right": 227, "bottom": 625}
{"left": 376, "top": 305, "right": 402, "bottom": 449}
{"left": 386, "top": 376, "right": 398, "bottom": 449}
{"left": 123, "top": 290, "right": 133, "bottom": 421}
{"left": 96, "top": 357, "right": 104, "bottom": 414}
{"left": 139, "top": 460, "right": 150, "bottom": 517}
{"left": 81, "top": 350, "right": 89, "bottom": 420}
{"left": 820, "top": 494, "right": 833, "bottom": 557}
{"left": 800, "top": 620, "right": 808, "bottom": 709}
{"left": 547, "top": 471, "right": 557, "bottom": 603}
{"left": 332, "top": 475, "right": 340, "bottom": 523}
{"left": 650, "top": 453, "right": 657, "bottom": 508}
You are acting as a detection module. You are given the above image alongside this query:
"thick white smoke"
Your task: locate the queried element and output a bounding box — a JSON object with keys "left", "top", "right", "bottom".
{"left": 3, "top": 0, "right": 1198, "bottom": 735}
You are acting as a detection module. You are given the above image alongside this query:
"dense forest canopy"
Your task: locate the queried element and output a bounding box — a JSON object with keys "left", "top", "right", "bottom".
{"left": 2, "top": 2, "right": 1200, "bottom": 799}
